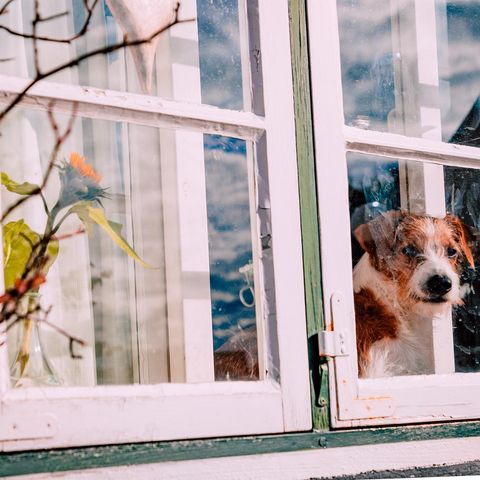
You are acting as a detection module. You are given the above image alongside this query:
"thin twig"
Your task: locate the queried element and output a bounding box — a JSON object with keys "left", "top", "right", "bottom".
{"left": 53, "top": 227, "right": 85, "bottom": 242}
{"left": 19, "top": 105, "right": 78, "bottom": 277}
{"left": 0, "top": 187, "right": 41, "bottom": 223}
{"left": 39, "top": 191, "right": 50, "bottom": 216}
{"left": 0, "top": 0, "right": 16, "bottom": 17}
{"left": 38, "top": 10, "right": 69, "bottom": 23}
{"left": 41, "top": 317, "right": 86, "bottom": 353}
{"left": 4, "top": 303, "right": 85, "bottom": 360}
{"left": 70, "top": 0, "right": 99, "bottom": 43}
{"left": 0, "top": 102, "right": 78, "bottom": 222}
{"left": 0, "top": 0, "right": 99, "bottom": 44}
{"left": 0, "top": 10, "right": 193, "bottom": 122}
{"left": 32, "top": 0, "right": 41, "bottom": 74}
{"left": 0, "top": 1, "right": 196, "bottom": 363}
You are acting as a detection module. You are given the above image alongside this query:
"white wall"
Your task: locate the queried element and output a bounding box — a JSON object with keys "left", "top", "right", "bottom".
{"left": 14, "top": 437, "right": 480, "bottom": 480}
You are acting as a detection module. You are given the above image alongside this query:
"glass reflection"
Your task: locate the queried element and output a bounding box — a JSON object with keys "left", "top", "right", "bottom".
{"left": 205, "top": 136, "right": 258, "bottom": 381}
{"left": 340, "top": 1, "right": 480, "bottom": 374}
{"left": 445, "top": 166, "right": 480, "bottom": 371}
{"left": 0, "top": 0, "right": 249, "bottom": 109}
{"left": 1, "top": 109, "right": 259, "bottom": 386}
{"left": 338, "top": 0, "right": 480, "bottom": 146}
{"left": 348, "top": 152, "right": 480, "bottom": 376}
{"left": 197, "top": 0, "right": 259, "bottom": 380}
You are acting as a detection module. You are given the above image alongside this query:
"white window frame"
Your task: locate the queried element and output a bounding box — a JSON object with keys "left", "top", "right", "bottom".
{"left": 308, "top": 0, "right": 480, "bottom": 428}
{"left": 0, "top": 0, "right": 311, "bottom": 450}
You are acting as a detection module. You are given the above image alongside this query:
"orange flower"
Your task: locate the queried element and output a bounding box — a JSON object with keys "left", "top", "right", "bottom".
{"left": 70, "top": 152, "right": 102, "bottom": 184}
{"left": 54, "top": 152, "right": 109, "bottom": 212}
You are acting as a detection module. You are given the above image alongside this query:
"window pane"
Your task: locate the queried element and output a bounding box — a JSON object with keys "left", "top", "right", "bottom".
{"left": 0, "top": 0, "right": 250, "bottom": 110}
{"left": 338, "top": 1, "right": 480, "bottom": 146}
{"left": 444, "top": 166, "right": 480, "bottom": 372}
{"left": 1, "top": 109, "right": 263, "bottom": 387}
{"left": 348, "top": 152, "right": 480, "bottom": 377}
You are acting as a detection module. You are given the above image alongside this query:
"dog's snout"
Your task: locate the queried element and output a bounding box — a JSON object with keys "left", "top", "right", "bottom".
{"left": 426, "top": 275, "right": 452, "bottom": 296}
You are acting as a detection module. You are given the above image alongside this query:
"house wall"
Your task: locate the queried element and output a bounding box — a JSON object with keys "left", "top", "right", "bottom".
{"left": 11, "top": 436, "right": 480, "bottom": 479}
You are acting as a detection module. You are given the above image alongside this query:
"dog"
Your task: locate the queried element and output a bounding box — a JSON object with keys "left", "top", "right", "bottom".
{"left": 353, "top": 210, "right": 475, "bottom": 378}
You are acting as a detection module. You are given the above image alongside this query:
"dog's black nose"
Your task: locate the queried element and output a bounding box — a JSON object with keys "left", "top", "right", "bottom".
{"left": 426, "top": 275, "right": 452, "bottom": 296}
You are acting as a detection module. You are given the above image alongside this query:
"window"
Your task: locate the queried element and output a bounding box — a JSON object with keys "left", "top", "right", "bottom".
{"left": 0, "top": 0, "right": 311, "bottom": 450}
{"left": 308, "top": 0, "right": 480, "bottom": 427}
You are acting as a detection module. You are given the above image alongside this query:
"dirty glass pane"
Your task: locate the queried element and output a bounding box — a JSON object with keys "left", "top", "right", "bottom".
{"left": 337, "top": 1, "right": 480, "bottom": 146}
{"left": 1, "top": 108, "right": 261, "bottom": 387}
{"left": 444, "top": 167, "right": 480, "bottom": 372}
{"left": 0, "top": 0, "right": 250, "bottom": 110}
{"left": 205, "top": 136, "right": 259, "bottom": 381}
{"left": 197, "top": 3, "right": 258, "bottom": 379}
{"left": 347, "top": 152, "right": 480, "bottom": 377}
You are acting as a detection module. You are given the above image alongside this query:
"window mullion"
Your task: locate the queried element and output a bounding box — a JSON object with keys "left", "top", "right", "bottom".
{"left": 0, "top": 75, "right": 265, "bottom": 142}
{"left": 344, "top": 126, "right": 480, "bottom": 169}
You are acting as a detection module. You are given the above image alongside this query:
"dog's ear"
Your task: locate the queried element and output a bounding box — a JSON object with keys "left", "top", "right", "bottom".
{"left": 354, "top": 210, "right": 404, "bottom": 262}
{"left": 444, "top": 214, "right": 475, "bottom": 269}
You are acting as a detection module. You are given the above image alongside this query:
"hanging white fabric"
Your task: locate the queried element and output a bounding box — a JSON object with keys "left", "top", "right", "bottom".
{"left": 105, "top": 0, "right": 179, "bottom": 94}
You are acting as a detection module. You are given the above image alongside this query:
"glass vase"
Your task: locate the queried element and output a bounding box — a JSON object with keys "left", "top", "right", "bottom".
{"left": 9, "top": 298, "right": 62, "bottom": 388}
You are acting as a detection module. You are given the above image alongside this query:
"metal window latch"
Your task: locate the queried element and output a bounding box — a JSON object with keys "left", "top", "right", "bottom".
{"left": 319, "top": 291, "right": 349, "bottom": 359}
{"left": 318, "top": 330, "right": 349, "bottom": 358}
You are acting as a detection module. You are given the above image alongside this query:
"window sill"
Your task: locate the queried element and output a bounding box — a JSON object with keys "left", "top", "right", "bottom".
{"left": 2, "top": 421, "right": 480, "bottom": 477}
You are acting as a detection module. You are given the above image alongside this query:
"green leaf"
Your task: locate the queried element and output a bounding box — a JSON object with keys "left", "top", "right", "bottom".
{"left": 45, "top": 237, "right": 59, "bottom": 276}
{"left": 1, "top": 172, "right": 40, "bottom": 195}
{"left": 2, "top": 220, "right": 59, "bottom": 290}
{"left": 3, "top": 220, "right": 35, "bottom": 290}
{"left": 68, "top": 202, "right": 94, "bottom": 233}
{"left": 71, "top": 202, "right": 153, "bottom": 268}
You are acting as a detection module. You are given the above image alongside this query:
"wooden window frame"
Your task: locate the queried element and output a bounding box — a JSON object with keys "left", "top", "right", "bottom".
{"left": 0, "top": 0, "right": 311, "bottom": 451}
{"left": 308, "top": 0, "right": 480, "bottom": 428}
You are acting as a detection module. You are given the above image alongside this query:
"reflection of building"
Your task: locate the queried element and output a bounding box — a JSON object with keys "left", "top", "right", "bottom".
{"left": 450, "top": 97, "right": 480, "bottom": 147}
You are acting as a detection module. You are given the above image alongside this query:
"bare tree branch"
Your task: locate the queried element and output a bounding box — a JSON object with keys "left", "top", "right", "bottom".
{"left": 0, "top": 1, "right": 197, "bottom": 367}
{"left": 41, "top": 316, "right": 87, "bottom": 357}
{"left": 32, "top": 0, "right": 41, "bottom": 74}
{"left": 53, "top": 227, "right": 86, "bottom": 242}
{"left": 38, "top": 10, "right": 69, "bottom": 23}
{"left": 0, "top": 0, "right": 16, "bottom": 17}
{"left": 0, "top": 102, "right": 78, "bottom": 222}
{"left": 4, "top": 301, "right": 86, "bottom": 360}
{"left": 0, "top": 5, "right": 193, "bottom": 122}
{"left": 0, "top": 0, "right": 99, "bottom": 44}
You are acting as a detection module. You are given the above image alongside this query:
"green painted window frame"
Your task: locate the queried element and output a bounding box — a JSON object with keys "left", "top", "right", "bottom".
{"left": 289, "top": 0, "right": 328, "bottom": 432}
{"left": 2, "top": 422, "right": 480, "bottom": 477}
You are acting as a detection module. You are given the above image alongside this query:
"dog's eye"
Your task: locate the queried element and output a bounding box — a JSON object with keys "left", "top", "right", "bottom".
{"left": 447, "top": 247, "right": 457, "bottom": 258}
{"left": 402, "top": 245, "right": 419, "bottom": 258}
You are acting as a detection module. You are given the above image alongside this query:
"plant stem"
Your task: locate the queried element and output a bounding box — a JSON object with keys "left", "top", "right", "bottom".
{"left": 18, "top": 317, "right": 33, "bottom": 376}
{"left": 52, "top": 208, "right": 72, "bottom": 235}
{"left": 39, "top": 192, "right": 50, "bottom": 216}
{"left": 16, "top": 293, "right": 38, "bottom": 379}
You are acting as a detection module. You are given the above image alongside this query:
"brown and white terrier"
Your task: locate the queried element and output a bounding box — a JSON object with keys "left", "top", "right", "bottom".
{"left": 353, "top": 210, "right": 475, "bottom": 378}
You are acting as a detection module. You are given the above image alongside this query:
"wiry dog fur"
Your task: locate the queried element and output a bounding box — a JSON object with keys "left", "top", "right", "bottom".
{"left": 353, "top": 210, "right": 475, "bottom": 378}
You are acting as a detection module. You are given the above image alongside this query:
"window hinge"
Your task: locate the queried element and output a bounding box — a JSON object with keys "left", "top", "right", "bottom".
{"left": 318, "top": 329, "right": 349, "bottom": 358}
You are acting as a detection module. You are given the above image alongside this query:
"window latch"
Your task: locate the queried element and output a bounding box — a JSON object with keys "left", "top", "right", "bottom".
{"left": 318, "top": 330, "right": 349, "bottom": 358}
{"left": 319, "top": 292, "right": 349, "bottom": 358}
